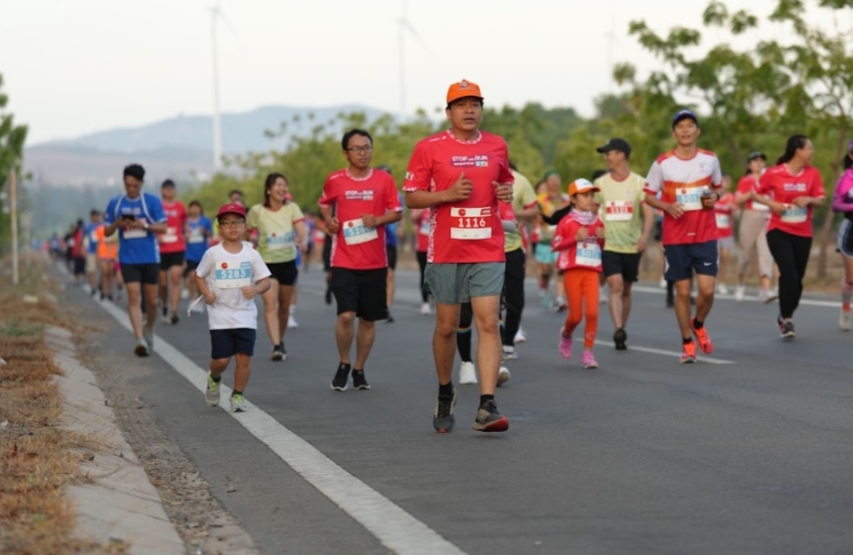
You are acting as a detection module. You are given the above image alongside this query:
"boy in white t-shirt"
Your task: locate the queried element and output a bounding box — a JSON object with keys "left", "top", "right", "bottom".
{"left": 195, "top": 203, "right": 271, "bottom": 412}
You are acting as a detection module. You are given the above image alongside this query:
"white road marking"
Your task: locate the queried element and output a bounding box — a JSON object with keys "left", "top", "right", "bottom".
{"left": 588, "top": 339, "right": 736, "bottom": 365}
{"left": 631, "top": 285, "right": 841, "bottom": 308}
{"left": 95, "top": 299, "right": 468, "bottom": 555}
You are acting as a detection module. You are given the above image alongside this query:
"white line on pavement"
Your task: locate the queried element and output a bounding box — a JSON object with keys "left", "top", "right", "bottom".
{"left": 588, "top": 339, "right": 735, "bottom": 365}
{"left": 95, "top": 299, "right": 468, "bottom": 555}
{"left": 631, "top": 285, "right": 842, "bottom": 308}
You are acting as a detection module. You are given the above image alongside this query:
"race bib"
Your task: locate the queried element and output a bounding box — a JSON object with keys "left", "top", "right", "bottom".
{"left": 266, "top": 230, "right": 295, "bottom": 253}
{"left": 575, "top": 241, "right": 602, "bottom": 268}
{"left": 676, "top": 187, "right": 706, "bottom": 212}
{"left": 605, "top": 200, "right": 633, "bottom": 222}
{"left": 123, "top": 227, "right": 147, "bottom": 240}
{"left": 343, "top": 218, "right": 379, "bottom": 245}
{"left": 781, "top": 205, "right": 808, "bottom": 224}
{"left": 715, "top": 213, "right": 731, "bottom": 229}
{"left": 450, "top": 207, "right": 492, "bottom": 240}
{"left": 751, "top": 201, "right": 769, "bottom": 212}
{"left": 419, "top": 218, "right": 430, "bottom": 236}
{"left": 90, "top": 232, "right": 99, "bottom": 243}
{"left": 214, "top": 260, "right": 252, "bottom": 289}
{"left": 159, "top": 226, "right": 179, "bottom": 243}
{"left": 188, "top": 228, "right": 206, "bottom": 244}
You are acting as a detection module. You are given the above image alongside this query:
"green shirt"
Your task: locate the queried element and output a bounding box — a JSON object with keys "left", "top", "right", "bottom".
{"left": 247, "top": 202, "right": 305, "bottom": 263}
{"left": 505, "top": 170, "right": 538, "bottom": 253}
{"left": 594, "top": 171, "right": 647, "bottom": 254}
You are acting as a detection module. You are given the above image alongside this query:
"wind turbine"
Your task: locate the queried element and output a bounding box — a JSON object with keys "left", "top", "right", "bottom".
{"left": 397, "top": 0, "right": 428, "bottom": 121}
{"left": 210, "top": 0, "right": 223, "bottom": 172}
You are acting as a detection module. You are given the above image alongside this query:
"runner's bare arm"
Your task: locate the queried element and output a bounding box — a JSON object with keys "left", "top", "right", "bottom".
{"left": 638, "top": 201, "right": 655, "bottom": 253}
{"left": 405, "top": 173, "right": 473, "bottom": 209}
{"left": 294, "top": 220, "right": 309, "bottom": 252}
{"left": 319, "top": 205, "right": 339, "bottom": 234}
{"left": 751, "top": 193, "right": 785, "bottom": 215}
{"left": 644, "top": 193, "right": 684, "bottom": 219}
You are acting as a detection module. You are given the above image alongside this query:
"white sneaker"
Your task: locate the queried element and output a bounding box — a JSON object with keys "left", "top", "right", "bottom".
{"left": 287, "top": 314, "right": 298, "bottom": 328}
{"left": 230, "top": 394, "right": 247, "bottom": 413}
{"left": 514, "top": 328, "right": 526, "bottom": 343}
{"left": 717, "top": 284, "right": 729, "bottom": 295}
{"left": 502, "top": 345, "right": 518, "bottom": 360}
{"left": 762, "top": 289, "right": 779, "bottom": 304}
{"left": 205, "top": 373, "right": 220, "bottom": 407}
{"left": 459, "top": 361, "right": 478, "bottom": 385}
{"left": 420, "top": 302, "right": 432, "bottom": 315}
{"left": 659, "top": 278, "right": 667, "bottom": 289}
{"left": 497, "top": 366, "right": 511, "bottom": 387}
{"left": 841, "top": 308, "right": 852, "bottom": 331}
{"left": 180, "top": 289, "right": 189, "bottom": 300}
{"left": 161, "top": 315, "right": 172, "bottom": 325}
{"left": 735, "top": 285, "right": 745, "bottom": 302}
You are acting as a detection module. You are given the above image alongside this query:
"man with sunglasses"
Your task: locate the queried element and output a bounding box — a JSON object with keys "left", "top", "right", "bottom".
{"left": 319, "top": 129, "right": 403, "bottom": 392}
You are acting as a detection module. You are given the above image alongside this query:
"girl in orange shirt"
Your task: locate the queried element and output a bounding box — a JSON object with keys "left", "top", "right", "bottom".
{"left": 552, "top": 179, "right": 605, "bottom": 369}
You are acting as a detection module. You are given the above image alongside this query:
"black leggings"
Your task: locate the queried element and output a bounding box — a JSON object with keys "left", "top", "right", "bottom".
{"left": 416, "top": 251, "right": 429, "bottom": 303}
{"left": 457, "top": 302, "right": 474, "bottom": 363}
{"left": 767, "top": 229, "right": 812, "bottom": 319}
{"left": 502, "top": 248, "right": 526, "bottom": 347}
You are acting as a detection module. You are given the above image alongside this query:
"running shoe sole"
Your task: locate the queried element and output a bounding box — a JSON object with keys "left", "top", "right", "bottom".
{"left": 763, "top": 294, "right": 779, "bottom": 304}
{"left": 433, "top": 390, "right": 457, "bottom": 433}
{"left": 134, "top": 344, "right": 149, "bottom": 357}
{"left": 272, "top": 349, "right": 284, "bottom": 361}
{"left": 690, "top": 321, "right": 714, "bottom": 354}
{"left": 472, "top": 416, "right": 509, "bottom": 433}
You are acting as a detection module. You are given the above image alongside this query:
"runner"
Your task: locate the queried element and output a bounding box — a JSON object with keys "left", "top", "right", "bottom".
{"left": 553, "top": 179, "right": 605, "bottom": 368}
{"left": 195, "top": 202, "right": 272, "bottom": 413}
{"left": 103, "top": 164, "right": 168, "bottom": 356}
{"left": 71, "top": 219, "right": 86, "bottom": 285}
{"left": 158, "top": 179, "right": 188, "bottom": 325}
{"left": 832, "top": 139, "right": 853, "bottom": 331}
{"left": 95, "top": 217, "right": 118, "bottom": 301}
{"left": 535, "top": 171, "right": 569, "bottom": 310}
{"left": 593, "top": 138, "right": 654, "bottom": 350}
{"left": 185, "top": 200, "right": 213, "bottom": 313}
{"left": 404, "top": 79, "right": 514, "bottom": 433}
{"left": 734, "top": 151, "right": 776, "bottom": 302}
{"left": 501, "top": 161, "right": 539, "bottom": 359}
{"left": 644, "top": 110, "right": 723, "bottom": 363}
{"left": 377, "top": 165, "right": 404, "bottom": 323}
{"left": 246, "top": 173, "right": 308, "bottom": 360}
{"left": 715, "top": 174, "right": 736, "bottom": 295}
{"left": 411, "top": 206, "right": 433, "bottom": 314}
{"left": 753, "top": 135, "right": 826, "bottom": 340}
{"left": 319, "top": 129, "right": 402, "bottom": 391}
{"left": 83, "top": 210, "right": 102, "bottom": 296}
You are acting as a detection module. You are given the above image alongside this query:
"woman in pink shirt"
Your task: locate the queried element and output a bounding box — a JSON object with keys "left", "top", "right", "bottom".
{"left": 832, "top": 139, "right": 853, "bottom": 331}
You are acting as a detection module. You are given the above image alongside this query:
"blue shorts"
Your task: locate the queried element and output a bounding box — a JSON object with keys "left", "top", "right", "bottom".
{"left": 534, "top": 243, "right": 558, "bottom": 265}
{"left": 210, "top": 328, "right": 256, "bottom": 359}
{"left": 664, "top": 241, "right": 718, "bottom": 282}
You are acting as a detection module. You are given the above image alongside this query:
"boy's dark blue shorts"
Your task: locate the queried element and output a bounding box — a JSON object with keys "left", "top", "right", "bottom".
{"left": 210, "top": 328, "right": 256, "bottom": 359}
{"left": 664, "top": 240, "right": 718, "bottom": 282}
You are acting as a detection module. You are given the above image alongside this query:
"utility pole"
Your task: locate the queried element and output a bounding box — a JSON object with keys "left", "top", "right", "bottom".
{"left": 211, "top": 1, "right": 223, "bottom": 172}
{"left": 10, "top": 171, "right": 18, "bottom": 286}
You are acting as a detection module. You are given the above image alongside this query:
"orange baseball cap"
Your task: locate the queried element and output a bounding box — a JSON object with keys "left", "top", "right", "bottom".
{"left": 446, "top": 79, "right": 483, "bottom": 104}
{"left": 568, "top": 178, "right": 600, "bottom": 197}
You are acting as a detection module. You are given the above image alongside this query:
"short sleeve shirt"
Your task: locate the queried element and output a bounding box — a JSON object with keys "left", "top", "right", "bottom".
{"left": 551, "top": 213, "right": 605, "bottom": 272}
{"left": 319, "top": 168, "right": 402, "bottom": 270}
{"left": 159, "top": 201, "right": 188, "bottom": 254}
{"left": 247, "top": 203, "right": 305, "bottom": 264}
{"left": 195, "top": 242, "right": 272, "bottom": 330}
{"left": 185, "top": 216, "right": 213, "bottom": 263}
{"left": 736, "top": 174, "right": 769, "bottom": 212}
{"left": 715, "top": 192, "right": 735, "bottom": 238}
{"left": 403, "top": 130, "right": 513, "bottom": 264}
{"left": 758, "top": 164, "right": 825, "bottom": 238}
{"left": 505, "top": 170, "right": 538, "bottom": 253}
{"left": 594, "top": 171, "right": 647, "bottom": 253}
{"left": 644, "top": 149, "right": 723, "bottom": 245}
{"left": 104, "top": 192, "right": 167, "bottom": 265}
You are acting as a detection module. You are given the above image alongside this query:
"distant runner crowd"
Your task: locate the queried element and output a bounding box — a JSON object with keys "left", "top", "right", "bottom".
{"left": 47, "top": 79, "right": 853, "bottom": 432}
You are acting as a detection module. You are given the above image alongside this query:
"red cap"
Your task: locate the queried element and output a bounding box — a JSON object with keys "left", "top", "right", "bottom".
{"left": 446, "top": 79, "right": 483, "bottom": 104}
{"left": 216, "top": 202, "right": 247, "bottom": 219}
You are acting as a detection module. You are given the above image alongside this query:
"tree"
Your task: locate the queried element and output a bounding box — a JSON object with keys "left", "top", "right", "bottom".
{"left": 0, "top": 73, "right": 29, "bottom": 247}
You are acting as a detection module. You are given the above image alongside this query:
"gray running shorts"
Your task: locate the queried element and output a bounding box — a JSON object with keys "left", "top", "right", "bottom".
{"left": 424, "top": 262, "right": 505, "bottom": 305}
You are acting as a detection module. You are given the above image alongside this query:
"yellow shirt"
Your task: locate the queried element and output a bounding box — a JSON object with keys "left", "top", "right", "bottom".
{"left": 505, "top": 170, "right": 538, "bottom": 253}
{"left": 594, "top": 171, "right": 647, "bottom": 254}
{"left": 246, "top": 203, "right": 305, "bottom": 263}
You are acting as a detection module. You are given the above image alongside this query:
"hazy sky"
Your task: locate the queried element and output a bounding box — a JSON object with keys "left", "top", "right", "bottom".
{"left": 2, "top": 0, "right": 848, "bottom": 145}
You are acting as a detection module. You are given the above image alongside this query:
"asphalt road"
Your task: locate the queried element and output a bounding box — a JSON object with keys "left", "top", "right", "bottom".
{"left": 67, "top": 267, "right": 853, "bottom": 555}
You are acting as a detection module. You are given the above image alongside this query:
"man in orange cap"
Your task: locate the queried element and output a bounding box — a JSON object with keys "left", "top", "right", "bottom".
{"left": 404, "top": 79, "right": 514, "bottom": 434}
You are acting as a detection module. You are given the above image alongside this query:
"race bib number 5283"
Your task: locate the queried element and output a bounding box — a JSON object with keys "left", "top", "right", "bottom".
{"left": 214, "top": 261, "right": 252, "bottom": 289}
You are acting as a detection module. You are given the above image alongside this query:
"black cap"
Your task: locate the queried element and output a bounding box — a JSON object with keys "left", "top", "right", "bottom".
{"left": 747, "top": 151, "right": 766, "bottom": 162}
{"left": 672, "top": 109, "right": 699, "bottom": 129}
{"left": 161, "top": 179, "right": 176, "bottom": 188}
{"left": 596, "top": 138, "right": 632, "bottom": 157}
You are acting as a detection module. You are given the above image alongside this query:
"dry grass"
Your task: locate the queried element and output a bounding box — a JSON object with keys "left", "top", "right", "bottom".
{"left": 0, "top": 254, "right": 126, "bottom": 555}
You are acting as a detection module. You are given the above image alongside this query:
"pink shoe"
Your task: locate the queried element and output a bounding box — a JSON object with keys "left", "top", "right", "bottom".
{"left": 559, "top": 331, "right": 573, "bottom": 360}
{"left": 581, "top": 350, "right": 598, "bottom": 369}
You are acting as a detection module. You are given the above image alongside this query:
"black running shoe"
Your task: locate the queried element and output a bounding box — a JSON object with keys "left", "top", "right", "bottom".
{"left": 472, "top": 399, "right": 509, "bottom": 432}
{"left": 613, "top": 327, "right": 628, "bottom": 350}
{"left": 331, "top": 363, "right": 351, "bottom": 391}
{"left": 778, "top": 316, "right": 795, "bottom": 340}
{"left": 433, "top": 387, "right": 457, "bottom": 433}
{"left": 352, "top": 369, "right": 371, "bottom": 390}
{"left": 386, "top": 313, "right": 394, "bottom": 323}
{"left": 272, "top": 343, "right": 284, "bottom": 361}
{"left": 279, "top": 341, "right": 287, "bottom": 360}
{"left": 170, "top": 313, "right": 179, "bottom": 325}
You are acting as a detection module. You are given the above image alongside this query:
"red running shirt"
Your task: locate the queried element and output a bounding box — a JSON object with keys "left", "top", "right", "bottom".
{"left": 736, "top": 174, "right": 770, "bottom": 213}
{"left": 319, "top": 168, "right": 403, "bottom": 270}
{"left": 757, "top": 164, "right": 825, "bottom": 238}
{"left": 551, "top": 215, "right": 605, "bottom": 272}
{"left": 159, "top": 200, "right": 188, "bottom": 254}
{"left": 715, "top": 192, "right": 736, "bottom": 238}
{"left": 404, "top": 130, "right": 513, "bottom": 264}
{"left": 415, "top": 209, "right": 431, "bottom": 253}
